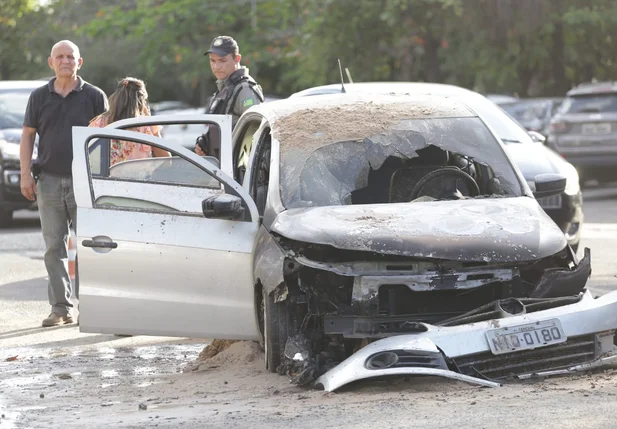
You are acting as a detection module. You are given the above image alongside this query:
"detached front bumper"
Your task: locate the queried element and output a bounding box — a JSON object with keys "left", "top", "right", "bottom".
{"left": 316, "top": 289, "right": 617, "bottom": 392}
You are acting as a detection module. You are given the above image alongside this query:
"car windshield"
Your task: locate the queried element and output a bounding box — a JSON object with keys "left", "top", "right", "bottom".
{"left": 454, "top": 94, "right": 536, "bottom": 144}
{"left": 0, "top": 89, "right": 33, "bottom": 129}
{"left": 560, "top": 94, "right": 617, "bottom": 114}
{"left": 501, "top": 100, "right": 549, "bottom": 123}
{"left": 274, "top": 100, "right": 523, "bottom": 209}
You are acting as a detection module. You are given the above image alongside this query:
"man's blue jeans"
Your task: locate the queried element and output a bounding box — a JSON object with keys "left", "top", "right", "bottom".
{"left": 36, "top": 172, "right": 78, "bottom": 317}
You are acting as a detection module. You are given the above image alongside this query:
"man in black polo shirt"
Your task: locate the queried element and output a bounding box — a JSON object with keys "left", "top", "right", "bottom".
{"left": 19, "top": 40, "right": 108, "bottom": 327}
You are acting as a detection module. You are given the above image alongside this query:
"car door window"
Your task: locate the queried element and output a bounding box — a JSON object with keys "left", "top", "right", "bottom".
{"left": 86, "top": 134, "right": 224, "bottom": 215}
{"left": 249, "top": 128, "right": 272, "bottom": 216}
{"left": 233, "top": 118, "right": 262, "bottom": 183}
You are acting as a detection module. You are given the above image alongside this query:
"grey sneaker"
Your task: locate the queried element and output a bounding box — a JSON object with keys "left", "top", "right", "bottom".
{"left": 42, "top": 313, "right": 74, "bottom": 327}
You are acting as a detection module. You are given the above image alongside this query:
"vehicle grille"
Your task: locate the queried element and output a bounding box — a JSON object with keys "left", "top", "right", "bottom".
{"left": 537, "top": 194, "right": 562, "bottom": 209}
{"left": 452, "top": 334, "right": 598, "bottom": 380}
{"left": 393, "top": 350, "right": 447, "bottom": 369}
{"left": 365, "top": 350, "right": 447, "bottom": 370}
{"left": 2, "top": 160, "right": 20, "bottom": 170}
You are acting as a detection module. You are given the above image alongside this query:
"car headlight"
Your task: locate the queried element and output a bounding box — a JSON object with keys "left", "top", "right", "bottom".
{"left": 0, "top": 139, "right": 20, "bottom": 161}
{"left": 563, "top": 165, "right": 581, "bottom": 196}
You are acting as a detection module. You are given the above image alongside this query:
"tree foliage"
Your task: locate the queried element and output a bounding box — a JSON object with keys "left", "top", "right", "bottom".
{"left": 3, "top": 0, "right": 617, "bottom": 103}
{"left": 0, "top": 0, "right": 37, "bottom": 78}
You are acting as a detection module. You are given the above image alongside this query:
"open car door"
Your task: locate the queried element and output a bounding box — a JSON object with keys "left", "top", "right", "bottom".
{"left": 71, "top": 115, "right": 261, "bottom": 339}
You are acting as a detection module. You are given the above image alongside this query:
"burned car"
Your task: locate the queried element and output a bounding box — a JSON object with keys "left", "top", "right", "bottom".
{"left": 292, "top": 82, "right": 583, "bottom": 251}
{"left": 73, "top": 93, "right": 617, "bottom": 392}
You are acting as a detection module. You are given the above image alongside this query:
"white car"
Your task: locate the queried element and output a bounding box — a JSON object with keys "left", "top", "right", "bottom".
{"left": 292, "top": 82, "right": 584, "bottom": 251}
{"left": 73, "top": 92, "right": 617, "bottom": 392}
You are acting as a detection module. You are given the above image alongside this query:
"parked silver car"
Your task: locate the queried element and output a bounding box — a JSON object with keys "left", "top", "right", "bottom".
{"left": 74, "top": 92, "right": 617, "bottom": 392}
{"left": 547, "top": 81, "right": 617, "bottom": 184}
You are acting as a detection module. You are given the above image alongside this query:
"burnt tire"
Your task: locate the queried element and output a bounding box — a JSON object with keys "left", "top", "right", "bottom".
{"left": 262, "top": 287, "right": 290, "bottom": 373}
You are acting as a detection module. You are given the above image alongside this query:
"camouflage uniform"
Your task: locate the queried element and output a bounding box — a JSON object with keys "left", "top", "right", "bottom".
{"left": 206, "top": 66, "right": 264, "bottom": 127}
{"left": 196, "top": 36, "right": 264, "bottom": 158}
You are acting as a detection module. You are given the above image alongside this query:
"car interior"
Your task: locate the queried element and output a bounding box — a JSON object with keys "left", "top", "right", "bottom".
{"left": 351, "top": 144, "right": 502, "bottom": 205}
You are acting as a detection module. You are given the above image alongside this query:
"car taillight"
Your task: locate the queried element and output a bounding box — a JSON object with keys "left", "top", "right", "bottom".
{"left": 549, "top": 121, "right": 569, "bottom": 133}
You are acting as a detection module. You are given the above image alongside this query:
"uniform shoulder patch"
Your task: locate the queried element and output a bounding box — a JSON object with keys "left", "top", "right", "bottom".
{"left": 243, "top": 98, "right": 255, "bottom": 108}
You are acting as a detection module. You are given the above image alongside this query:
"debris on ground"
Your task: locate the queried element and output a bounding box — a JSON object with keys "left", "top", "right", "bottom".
{"left": 184, "top": 340, "right": 263, "bottom": 373}
{"left": 276, "top": 334, "right": 352, "bottom": 387}
{"left": 198, "top": 339, "right": 240, "bottom": 360}
{"left": 277, "top": 334, "right": 316, "bottom": 386}
{"left": 5, "top": 355, "right": 18, "bottom": 362}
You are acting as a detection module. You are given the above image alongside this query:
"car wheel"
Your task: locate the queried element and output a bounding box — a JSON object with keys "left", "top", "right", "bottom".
{"left": 0, "top": 210, "right": 13, "bottom": 227}
{"left": 261, "top": 286, "right": 290, "bottom": 373}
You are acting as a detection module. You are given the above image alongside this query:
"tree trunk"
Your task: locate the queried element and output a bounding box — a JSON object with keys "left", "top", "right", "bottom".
{"left": 0, "top": 60, "right": 10, "bottom": 80}
{"left": 517, "top": 38, "right": 533, "bottom": 96}
{"left": 423, "top": 32, "right": 441, "bottom": 82}
{"left": 550, "top": 5, "right": 568, "bottom": 95}
{"left": 398, "top": 41, "right": 414, "bottom": 82}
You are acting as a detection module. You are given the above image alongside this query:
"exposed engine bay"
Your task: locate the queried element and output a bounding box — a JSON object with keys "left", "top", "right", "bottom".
{"left": 260, "top": 232, "right": 593, "bottom": 386}
{"left": 253, "top": 99, "right": 615, "bottom": 391}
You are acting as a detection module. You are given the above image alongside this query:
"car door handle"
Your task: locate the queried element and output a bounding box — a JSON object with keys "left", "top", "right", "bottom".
{"left": 82, "top": 239, "right": 118, "bottom": 249}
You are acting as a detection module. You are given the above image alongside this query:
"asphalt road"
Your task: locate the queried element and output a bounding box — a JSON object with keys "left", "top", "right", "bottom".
{"left": 1, "top": 185, "right": 616, "bottom": 429}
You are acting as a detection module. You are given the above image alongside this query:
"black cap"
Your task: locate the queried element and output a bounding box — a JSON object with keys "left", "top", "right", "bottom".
{"left": 204, "top": 36, "right": 239, "bottom": 57}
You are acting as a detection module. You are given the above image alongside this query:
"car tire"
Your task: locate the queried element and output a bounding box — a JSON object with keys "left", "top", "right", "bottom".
{"left": 262, "top": 287, "right": 290, "bottom": 373}
{"left": 0, "top": 210, "right": 13, "bottom": 228}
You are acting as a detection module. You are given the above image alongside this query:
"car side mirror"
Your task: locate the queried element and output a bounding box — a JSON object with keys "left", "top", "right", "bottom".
{"left": 528, "top": 130, "right": 546, "bottom": 144}
{"left": 202, "top": 194, "right": 245, "bottom": 220}
{"left": 533, "top": 173, "right": 566, "bottom": 199}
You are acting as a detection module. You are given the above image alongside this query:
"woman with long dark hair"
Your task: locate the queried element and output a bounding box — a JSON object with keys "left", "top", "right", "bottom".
{"left": 89, "top": 77, "right": 170, "bottom": 165}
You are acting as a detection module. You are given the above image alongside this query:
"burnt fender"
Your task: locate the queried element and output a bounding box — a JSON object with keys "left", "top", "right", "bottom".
{"left": 253, "top": 226, "right": 286, "bottom": 295}
{"left": 530, "top": 247, "right": 591, "bottom": 298}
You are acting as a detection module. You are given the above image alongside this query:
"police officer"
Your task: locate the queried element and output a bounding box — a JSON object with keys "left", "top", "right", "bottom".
{"left": 195, "top": 35, "right": 264, "bottom": 156}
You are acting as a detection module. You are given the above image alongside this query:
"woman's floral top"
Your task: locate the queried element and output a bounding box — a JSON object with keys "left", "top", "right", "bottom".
{"left": 88, "top": 116, "right": 162, "bottom": 166}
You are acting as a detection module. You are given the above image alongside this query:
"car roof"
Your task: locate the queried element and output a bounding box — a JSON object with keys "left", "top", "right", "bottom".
{"left": 0, "top": 80, "right": 47, "bottom": 91}
{"left": 290, "top": 81, "right": 474, "bottom": 98}
{"left": 249, "top": 92, "right": 478, "bottom": 125}
{"left": 485, "top": 94, "right": 519, "bottom": 104}
{"left": 567, "top": 81, "right": 617, "bottom": 96}
{"left": 499, "top": 97, "right": 563, "bottom": 106}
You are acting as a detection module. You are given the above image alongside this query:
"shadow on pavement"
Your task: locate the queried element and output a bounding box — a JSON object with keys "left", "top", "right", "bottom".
{"left": 28, "top": 333, "right": 131, "bottom": 349}
{"left": 0, "top": 276, "right": 47, "bottom": 301}
{"left": 28, "top": 334, "right": 207, "bottom": 350}
{"left": 0, "top": 324, "right": 75, "bottom": 341}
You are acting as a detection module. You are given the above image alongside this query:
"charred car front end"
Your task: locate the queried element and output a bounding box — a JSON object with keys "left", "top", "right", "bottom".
{"left": 252, "top": 94, "right": 617, "bottom": 390}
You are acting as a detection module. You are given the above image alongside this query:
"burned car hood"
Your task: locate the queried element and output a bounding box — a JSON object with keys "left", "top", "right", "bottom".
{"left": 271, "top": 196, "right": 567, "bottom": 262}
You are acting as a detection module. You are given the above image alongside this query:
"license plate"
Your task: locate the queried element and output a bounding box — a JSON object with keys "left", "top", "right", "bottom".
{"left": 486, "top": 319, "right": 567, "bottom": 355}
{"left": 581, "top": 123, "right": 611, "bottom": 134}
{"left": 537, "top": 194, "right": 562, "bottom": 209}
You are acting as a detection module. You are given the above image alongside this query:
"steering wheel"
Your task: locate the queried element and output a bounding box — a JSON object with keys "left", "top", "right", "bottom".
{"left": 409, "top": 167, "right": 480, "bottom": 201}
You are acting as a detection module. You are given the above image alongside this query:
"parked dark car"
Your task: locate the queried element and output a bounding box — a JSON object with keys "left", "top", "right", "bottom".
{"left": 547, "top": 81, "right": 617, "bottom": 184}
{"left": 290, "top": 82, "right": 583, "bottom": 251}
{"left": 0, "top": 80, "right": 42, "bottom": 226}
{"left": 501, "top": 97, "right": 563, "bottom": 137}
